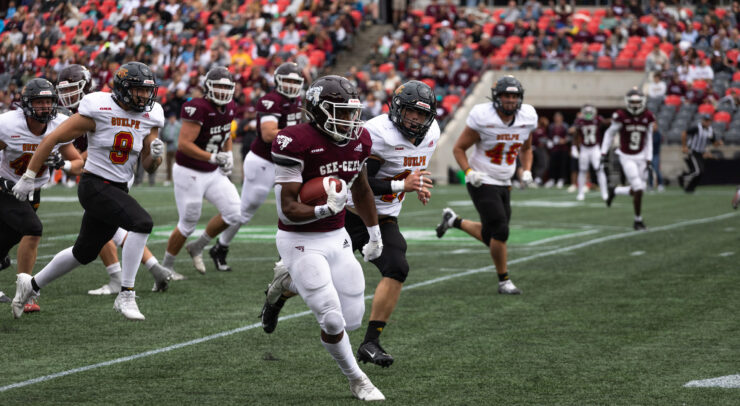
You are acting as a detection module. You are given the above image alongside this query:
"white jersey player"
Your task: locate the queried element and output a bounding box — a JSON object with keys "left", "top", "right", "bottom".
{"left": 11, "top": 62, "right": 166, "bottom": 320}
{"left": 437, "top": 75, "right": 537, "bottom": 295}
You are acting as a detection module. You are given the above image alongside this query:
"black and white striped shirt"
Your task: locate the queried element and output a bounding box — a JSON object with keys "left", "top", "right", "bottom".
{"left": 685, "top": 123, "right": 715, "bottom": 153}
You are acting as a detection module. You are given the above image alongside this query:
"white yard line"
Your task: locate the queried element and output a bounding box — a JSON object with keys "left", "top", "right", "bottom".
{"left": 0, "top": 211, "right": 736, "bottom": 393}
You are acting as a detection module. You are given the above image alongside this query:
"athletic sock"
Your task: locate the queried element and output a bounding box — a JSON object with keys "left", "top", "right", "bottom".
{"left": 34, "top": 247, "right": 81, "bottom": 288}
{"left": 321, "top": 332, "right": 363, "bottom": 381}
{"left": 144, "top": 256, "right": 157, "bottom": 270}
{"left": 498, "top": 272, "right": 509, "bottom": 282}
{"left": 363, "top": 320, "right": 386, "bottom": 343}
{"left": 121, "top": 231, "right": 148, "bottom": 288}
{"left": 189, "top": 232, "right": 213, "bottom": 252}
{"left": 162, "top": 251, "right": 176, "bottom": 269}
{"left": 218, "top": 223, "right": 241, "bottom": 247}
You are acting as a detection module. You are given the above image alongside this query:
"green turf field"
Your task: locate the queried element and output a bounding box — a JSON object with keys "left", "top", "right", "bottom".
{"left": 1, "top": 183, "right": 738, "bottom": 405}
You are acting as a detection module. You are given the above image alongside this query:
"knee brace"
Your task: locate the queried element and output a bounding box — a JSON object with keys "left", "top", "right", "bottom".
{"left": 319, "top": 309, "right": 346, "bottom": 335}
{"left": 177, "top": 202, "right": 202, "bottom": 236}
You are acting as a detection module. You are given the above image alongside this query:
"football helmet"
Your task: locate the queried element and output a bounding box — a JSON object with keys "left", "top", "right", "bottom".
{"left": 492, "top": 75, "right": 524, "bottom": 116}
{"left": 389, "top": 80, "right": 436, "bottom": 145}
{"left": 305, "top": 75, "right": 364, "bottom": 142}
{"left": 625, "top": 88, "right": 646, "bottom": 116}
{"left": 21, "top": 78, "right": 58, "bottom": 123}
{"left": 581, "top": 104, "right": 597, "bottom": 120}
{"left": 112, "top": 61, "right": 158, "bottom": 112}
{"left": 57, "top": 64, "right": 92, "bottom": 109}
{"left": 274, "top": 62, "right": 304, "bottom": 99}
{"left": 204, "top": 66, "right": 235, "bottom": 106}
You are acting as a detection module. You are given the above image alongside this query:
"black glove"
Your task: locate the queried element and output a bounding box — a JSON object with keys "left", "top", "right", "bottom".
{"left": 44, "top": 151, "right": 65, "bottom": 170}
{"left": 0, "top": 178, "right": 16, "bottom": 195}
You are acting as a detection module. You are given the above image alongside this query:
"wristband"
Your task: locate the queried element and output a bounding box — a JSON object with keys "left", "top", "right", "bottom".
{"left": 465, "top": 168, "right": 473, "bottom": 175}
{"left": 390, "top": 180, "right": 405, "bottom": 193}
{"left": 314, "top": 204, "right": 332, "bottom": 219}
{"left": 24, "top": 169, "right": 37, "bottom": 179}
{"left": 366, "top": 225, "right": 381, "bottom": 242}
{"left": 63, "top": 161, "right": 72, "bottom": 172}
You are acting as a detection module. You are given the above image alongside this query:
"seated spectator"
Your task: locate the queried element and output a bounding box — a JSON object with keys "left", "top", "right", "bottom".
{"left": 711, "top": 50, "right": 734, "bottom": 75}
{"left": 502, "top": 0, "right": 521, "bottom": 24}
{"left": 645, "top": 43, "right": 669, "bottom": 73}
{"left": 425, "top": 0, "right": 442, "bottom": 21}
{"left": 520, "top": 45, "right": 542, "bottom": 70}
{"left": 646, "top": 19, "right": 667, "bottom": 39}
{"left": 716, "top": 88, "right": 740, "bottom": 113}
{"left": 571, "top": 47, "right": 595, "bottom": 72}
{"left": 676, "top": 58, "right": 692, "bottom": 83}
{"left": 612, "top": 0, "right": 627, "bottom": 18}
{"left": 600, "top": 8, "right": 619, "bottom": 31}
{"left": 553, "top": 0, "right": 573, "bottom": 23}
{"left": 646, "top": 71, "right": 667, "bottom": 99}
{"left": 688, "top": 57, "right": 715, "bottom": 83}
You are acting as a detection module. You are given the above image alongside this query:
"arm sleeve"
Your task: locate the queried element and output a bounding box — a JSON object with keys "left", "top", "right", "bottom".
{"left": 601, "top": 121, "right": 621, "bottom": 155}
{"left": 365, "top": 158, "right": 393, "bottom": 195}
{"left": 645, "top": 124, "right": 653, "bottom": 160}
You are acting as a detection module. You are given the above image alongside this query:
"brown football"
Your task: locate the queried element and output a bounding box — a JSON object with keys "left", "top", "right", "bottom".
{"left": 299, "top": 176, "right": 342, "bottom": 205}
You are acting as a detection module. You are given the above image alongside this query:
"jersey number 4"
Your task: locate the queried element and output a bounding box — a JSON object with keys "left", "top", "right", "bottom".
{"left": 485, "top": 142, "right": 522, "bottom": 165}
{"left": 381, "top": 170, "right": 411, "bottom": 203}
{"left": 110, "top": 131, "right": 134, "bottom": 164}
{"left": 9, "top": 153, "right": 46, "bottom": 177}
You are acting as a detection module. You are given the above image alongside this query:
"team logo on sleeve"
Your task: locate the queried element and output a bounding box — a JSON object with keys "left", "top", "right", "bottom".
{"left": 184, "top": 106, "right": 196, "bottom": 116}
{"left": 261, "top": 100, "right": 275, "bottom": 110}
{"left": 275, "top": 134, "right": 293, "bottom": 150}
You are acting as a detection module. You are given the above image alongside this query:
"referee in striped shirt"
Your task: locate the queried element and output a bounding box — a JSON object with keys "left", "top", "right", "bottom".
{"left": 678, "top": 113, "right": 723, "bottom": 193}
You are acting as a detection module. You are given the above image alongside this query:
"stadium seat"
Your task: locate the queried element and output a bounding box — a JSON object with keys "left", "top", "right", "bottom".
{"left": 631, "top": 57, "right": 646, "bottom": 70}
{"left": 697, "top": 103, "right": 715, "bottom": 115}
{"left": 692, "top": 80, "right": 708, "bottom": 91}
{"left": 378, "top": 63, "right": 394, "bottom": 74}
{"left": 733, "top": 72, "right": 740, "bottom": 82}
{"left": 597, "top": 55, "right": 612, "bottom": 69}
{"left": 727, "top": 49, "right": 739, "bottom": 65}
{"left": 714, "top": 111, "right": 731, "bottom": 123}
{"left": 614, "top": 57, "right": 631, "bottom": 69}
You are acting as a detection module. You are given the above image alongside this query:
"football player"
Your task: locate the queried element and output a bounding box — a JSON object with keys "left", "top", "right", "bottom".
{"left": 570, "top": 104, "right": 608, "bottom": 201}
{"left": 56, "top": 64, "right": 174, "bottom": 295}
{"left": 600, "top": 88, "right": 655, "bottom": 230}
{"left": 436, "top": 75, "right": 537, "bottom": 295}
{"left": 11, "top": 62, "right": 165, "bottom": 320}
{"left": 265, "top": 75, "right": 385, "bottom": 400}
{"left": 160, "top": 66, "right": 241, "bottom": 275}
{"left": 0, "top": 78, "right": 84, "bottom": 312}
{"left": 208, "top": 62, "right": 304, "bottom": 272}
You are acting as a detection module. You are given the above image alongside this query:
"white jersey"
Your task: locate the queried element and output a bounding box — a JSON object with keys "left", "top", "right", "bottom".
{"left": 0, "top": 109, "right": 70, "bottom": 188}
{"left": 348, "top": 114, "right": 440, "bottom": 217}
{"left": 466, "top": 103, "right": 537, "bottom": 186}
{"left": 78, "top": 92, "right": 164, "bottom": 183}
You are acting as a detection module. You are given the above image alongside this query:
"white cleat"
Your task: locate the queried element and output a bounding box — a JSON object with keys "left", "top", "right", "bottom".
{"left": 149, "top": 263, "right": 173, "bottom": 292}
{"left": 169, "top": 270, "right": 187, "bottom": 280}
{"left": 576, "top": 193, "right": 585, "bottom": 201}
{"left": 498, "top": 279, "right": 522, "bottom": 295}
{"left": 266, "top": 260, "right": 293, "bottom": 305}
{"left": 88, "top": 283, "right": 118, "bottom": 296}
{"left": 350, "top": 375, "right": 385, "bottom": 401}
{"left": 0, "top": 290, "right": 10, "bottom": 303}
{"left": 12, "top": 273, "right": 39, "bottom": 319}
{"left": 113, "top": 290, "right": 145, "bottom": 320}
{"left": 185, "top": 242, "right": 207, "bottom": 274}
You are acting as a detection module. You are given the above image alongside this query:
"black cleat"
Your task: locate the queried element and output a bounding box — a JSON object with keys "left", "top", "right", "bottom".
{"left": 633, "top": 220, "right": 647, "bottom": 231}
{"left": 357, "top": 340, "right": 394, "bottom": 368}
{"left": 209, "top": 242, "right": 231, "bottom": 272}
{"left": 259, "top": 293, "right": 286, "bottom": 334}
{"left": 605, "top": 187, "right": 615, "bottom": 207}
{"left": 0, "top": 255, "right": 10, "bottom": 271}
{"left": 436, "top": 208, "right": 457, "bottom": 238}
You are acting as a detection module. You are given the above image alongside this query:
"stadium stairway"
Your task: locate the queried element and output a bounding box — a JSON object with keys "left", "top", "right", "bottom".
{"left": 323, "top": 21, "right": 392, "bottom": 77}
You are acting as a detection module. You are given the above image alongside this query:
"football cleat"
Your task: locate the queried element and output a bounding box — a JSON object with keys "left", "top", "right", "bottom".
{"left": 169, "top": 270, "right": 187, "bottom": 280}
{"left": 113, "top": 290, "right": 145, "bottom": 320}
{"left": 576, "top": 193, "right": 585, "bottom": 201}
{"left": 605, "top": 187, "right": 615, "bottom": 207}
{"left": 733, "top": 187, "right": 740, "bottom": 210}
{"left": 149, "top": 263, "right": 173, "bottom": 292}
{"left": 349, "top": 375, "right": 385, "bottom": 401}
{"left": 12, "top": 273, "right": 39, "bottom": 319}
{"left": 88, "top": 283, "right": 117, "bottom": 295}
{"left": 498, "top": 279, "right": 522, "bottom": 295}
{"left": 209, "top": 242, "right": 232, "bottom": 272}
{"left": 633, "top": 220, "right": 647, "bottom": 231}
{"left": 185, "top": 241, "right": 207, "bottom": 274}
{"left": 260, "top": 261, "right": 293, "bottom": 333}
{"left": 23, "top": 298, "right": 40, "bottom": 313}
{"left": 0, "top": 255, "right": 10, "bottom": 271}
{"left": 357, "top": 340, "right": 394, "bottom": 368}
{"left": 436, "top": 208, "right": 457, "bottom": 238}
{"left": 0, "top": 290, "right": 11, "bottom": 303}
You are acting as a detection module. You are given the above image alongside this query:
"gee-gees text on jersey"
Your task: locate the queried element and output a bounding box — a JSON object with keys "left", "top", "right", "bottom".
{"left": 319, "top": 160, "right": 362, "bottom": 176}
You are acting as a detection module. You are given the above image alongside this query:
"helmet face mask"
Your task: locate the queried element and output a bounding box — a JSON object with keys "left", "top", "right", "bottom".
{"left": 112, "top": 62, "right": 158, "bottom": 112}
{"left": 22, "top": 78, "right": 58, "bottom": 123}
{"left": 581, "top": 105, "right": 597, "bottom": 120}
{"left": 275, "top": 62, "right": 304, "bottom": 98}
{"left": 624, "top": 89, "right": 646, "bottom": 115}
{"left": 57, "top": 64, "right": 92, "bottom": 109}
{"left": 389, "top": 80, "right": 436, "bottom": 145}
{"left": 204, "top": 66, "right": 235, "bottom": 105}
{"left": 305, "top": 75, "right": 364, "bottom": 142}
{"left": 492, "top": 75, "right": 524, "bottom": 116}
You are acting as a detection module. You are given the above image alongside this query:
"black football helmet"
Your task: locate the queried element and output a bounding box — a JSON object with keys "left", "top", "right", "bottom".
{"left": 21, "top": 78, "right": 58, "bottom": 123}
{"left": 112, "top": 61, "right": 158, "bottom": 112}
{"left": 275, "top": 62, "right": 304, "bottom": 98}
{"left": 305, "top": 75, "right": 364, "bottom": 142}
{"left": 57, "top": 64, "right": 93, "bottom": 109}
{"left": 491, "top": 75, "right": 524, "bottom": 116}
{"left": 389, "top": 80, "right": 436, "bottom": 145}
{"left": 581, "top": 104, "right": 597, "bottom": 120}
{"left": 204, "top": 66, "right": 235, "bottom": 106}
{"left": 625, "top": 87, "right": 646, "bottom": 116}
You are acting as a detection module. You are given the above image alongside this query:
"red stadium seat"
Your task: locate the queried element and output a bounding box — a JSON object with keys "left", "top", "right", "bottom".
{"left": 597, "top": 55, "right": 612, "bottom": 69}
{"left": 34, "top": 58, "right": 47, "bottom": 68}
{"left": 593, "top": 9, "right": 606, "bottom": 17}
{"left": 421, "top": 78, "right": 435, "bottom": 89}
{"left": 664, "top": 95, "right": 682, "bottom": 107}
{"left": 726, "top": 49, "right": 739, "bottom": 65}
{"left": 378, "top": 63, "right": 394, "bottom": 73}
{"left": 350, "top": 10, "right": 363, "bottom": 26}
{"left": 631, "top": 57, "right": 646, "bottom": 70}
{"left": 252, "top": 57, "right": 268, "bottom": 67}
{"left": 714, "top": 111, "right": 731, "bottom": 123}
{"left": 659, "top": 42, "right": 673, "bottom": 55}
{"left": 588, "top": 43, "right": 603, "bottom": 53}
{"left": 715, "top": 9, "right": 727, "bottom": 19}
{"left": 698, "top": 103, "right": 715, "bottom": 115}
{"left": 614, "top": 57, "right": 631, "bottom": 69}
{"left": 727, "top": 88, "right": 740, "bottom": 96}
{"left": 692, "top": 80, "right": 708, "bottom": 91}
{"left": 733, "top": 71, "right": 740, "bottom": 82}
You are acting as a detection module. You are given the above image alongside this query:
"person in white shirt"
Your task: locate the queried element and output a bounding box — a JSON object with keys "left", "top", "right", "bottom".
{"left": 688, "top": 57, "right": 714, "bottom": 83}
{"left": 646, "top": 71, "right": 667, "bottom": 99}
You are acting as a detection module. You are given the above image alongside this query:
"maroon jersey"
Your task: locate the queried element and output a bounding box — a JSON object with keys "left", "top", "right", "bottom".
{"left": 612, "top": 109, "right": 655, "bottom": 155}
{"left": 574, "top": 117, "right": 604, "bottom": 147}
{"left": 176, "top": 97, "right": 236, "bottom": 172}
{"left": 548, "top": 123, "right": 570, "bottom": 152}
{"left": 272, "top": 123, "right": 372, "bottom": 233}
{"left": 250, "top": 91, "right": 302, "bottom": 162}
